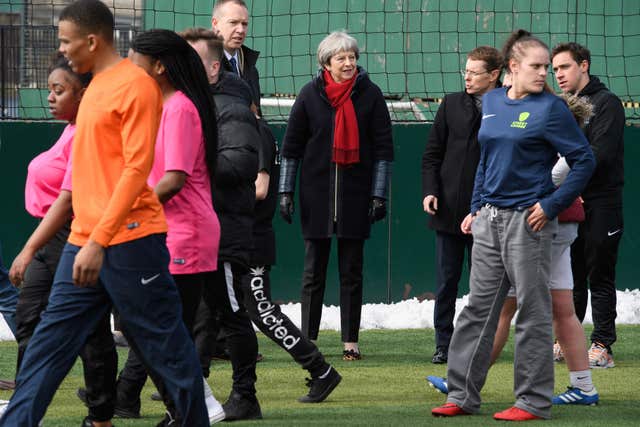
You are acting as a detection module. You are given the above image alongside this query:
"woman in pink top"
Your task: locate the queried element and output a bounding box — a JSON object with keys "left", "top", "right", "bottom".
{"left": 6, "top": 54, "right": 120, "bottom": 424}
{"left": 9, "top": 54, "right": 91, "bottom": 368}
{"left": 112, "top": 30, "right": 224, "bottom": 423}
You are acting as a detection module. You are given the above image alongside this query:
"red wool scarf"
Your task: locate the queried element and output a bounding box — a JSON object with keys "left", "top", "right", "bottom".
{"left": 323, "top": 69, "right": 360, "bottom": 166}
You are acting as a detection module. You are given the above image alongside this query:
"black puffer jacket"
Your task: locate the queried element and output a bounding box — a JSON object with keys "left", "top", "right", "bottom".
{"left": 222, "top": 45, "right": 262, "bottom": 114}
{"left": 577, "top": 75, "right": 625, "bottom": 208}
{"left": 421, "top": 91, "right": 481, "bottom": 235}
{"left": 210, "top": 71, "right": 260, "bottom": 266}
{"left": 281, "top": 67, "right": 394, "bottom": 239}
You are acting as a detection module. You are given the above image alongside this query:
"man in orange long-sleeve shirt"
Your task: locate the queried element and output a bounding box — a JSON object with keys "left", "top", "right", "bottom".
{"left": 0, "top": 2, "right": 208, "bottom": 426}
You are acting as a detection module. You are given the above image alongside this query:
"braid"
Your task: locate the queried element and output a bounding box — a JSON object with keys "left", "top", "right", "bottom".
{"left": 131, "top": 29, "right": 218, "bottom": 177}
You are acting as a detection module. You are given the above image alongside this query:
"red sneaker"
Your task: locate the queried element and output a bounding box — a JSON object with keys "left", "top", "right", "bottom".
{"left": 493, "top": 406, "right": 541, "bottom": 421}
{"left": 432, "top": 403, "right": 470, "bottom": 417}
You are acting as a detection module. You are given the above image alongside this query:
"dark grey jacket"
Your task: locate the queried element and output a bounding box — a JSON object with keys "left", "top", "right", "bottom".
{"left": 421, "top": 91, "right": 481, "bottom": 235}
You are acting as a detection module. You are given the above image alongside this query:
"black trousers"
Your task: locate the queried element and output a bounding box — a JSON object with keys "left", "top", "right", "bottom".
{"left": 241, "top": 265, "right": 329, "bottom": 377}
{"left": 14, "top": 223, "right": 70, "bottom": 370}
{"left": 116, "top": 273, "right": 205, "bottom": 414}
{"left": 433, "top": 231, "right": 472, "bottom": 350}
{"left": 571, "top": 205, "right": 623, "bottom": 349}
{"left": 14, "top": 222, "right": 117, "bottom": 422}
{"left": 301, "top": 238, "right": 364, "bottom": 343}
{"left": 197, "top": 261, "right": 258, "bottom": 399}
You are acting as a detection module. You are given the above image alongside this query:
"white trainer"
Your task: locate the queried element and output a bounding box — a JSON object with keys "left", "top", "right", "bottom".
{"left": 203, "top": 377, "right": 225, "bottom": 424}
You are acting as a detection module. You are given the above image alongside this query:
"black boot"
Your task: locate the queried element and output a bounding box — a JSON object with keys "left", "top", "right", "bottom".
{"left": 222, "top": 391, "right": 262, "bottom": 421}
{"left": 298, "top": 366, "right": 342, "bottom": 403}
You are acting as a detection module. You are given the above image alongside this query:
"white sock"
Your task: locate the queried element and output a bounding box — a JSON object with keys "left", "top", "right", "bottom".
{"left": 570, "top": 370, "right": 594, "bottom": 392}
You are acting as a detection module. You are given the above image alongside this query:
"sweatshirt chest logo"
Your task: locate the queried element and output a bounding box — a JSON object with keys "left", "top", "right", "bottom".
{"left": 511, "top": 111, "right": 530, "bottom": 129}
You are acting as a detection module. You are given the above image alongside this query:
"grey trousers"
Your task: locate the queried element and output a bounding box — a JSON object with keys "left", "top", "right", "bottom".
{"left": 446, "top": 205, "right": 556, "bottom": 419}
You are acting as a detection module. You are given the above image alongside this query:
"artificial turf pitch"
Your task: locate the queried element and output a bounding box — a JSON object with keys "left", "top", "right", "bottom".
{"left": 1, "top": 326, "right": 639, "bottom": 426}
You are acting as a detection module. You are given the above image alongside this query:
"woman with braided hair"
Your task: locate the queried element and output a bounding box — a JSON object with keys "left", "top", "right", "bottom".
{"left": 105, "top": 29, "right": 224, "bottom": 425}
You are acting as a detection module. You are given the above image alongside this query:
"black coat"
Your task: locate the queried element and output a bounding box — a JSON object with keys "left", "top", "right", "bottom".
{"left": 221, "top": 45, "right": 262, "bottom": 114}
{"left": 577, "top": 75, "right": 625, "bottom": 208}
{"left": 281, "top": 67, "right": 393, "bottom": 239}
{"left": 421, "top": 91, "right": 481, "bottom": 235}
{"left": 210, "top": 72, "right": 259, "bottom": 266}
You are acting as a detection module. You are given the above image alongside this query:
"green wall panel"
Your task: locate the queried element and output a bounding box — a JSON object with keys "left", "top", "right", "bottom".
{"left": 1, "top": 122, "right": 639, "bottom": 304}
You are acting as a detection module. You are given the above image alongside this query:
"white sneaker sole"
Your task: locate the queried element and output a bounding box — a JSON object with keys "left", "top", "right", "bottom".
{"left": 209, "top": 408, "right": 226, "bottom": 424}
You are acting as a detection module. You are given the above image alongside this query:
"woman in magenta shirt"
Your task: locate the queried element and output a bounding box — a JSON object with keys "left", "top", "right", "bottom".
{"left": 10, "top": 54, "right": 91, "bottom": 368}
{"left": 6, "top": 54, "right": 119, "bottom": 424}
{"left": 113, "top": 30, "right": 223, "bottom": 424}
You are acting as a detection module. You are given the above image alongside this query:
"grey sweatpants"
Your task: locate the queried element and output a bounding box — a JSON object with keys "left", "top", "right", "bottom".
{"left": 446, "top": 205, "right": 557, "bottom": 419}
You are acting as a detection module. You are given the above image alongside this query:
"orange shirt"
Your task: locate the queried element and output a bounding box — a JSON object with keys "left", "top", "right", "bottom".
{"left": 68, "top": 59, "right": 167, "bottom": 247}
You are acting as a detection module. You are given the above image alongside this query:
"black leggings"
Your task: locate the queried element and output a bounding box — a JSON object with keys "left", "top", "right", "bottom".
{"left": 14, "top": 222, "right": 117, "bottom": 422}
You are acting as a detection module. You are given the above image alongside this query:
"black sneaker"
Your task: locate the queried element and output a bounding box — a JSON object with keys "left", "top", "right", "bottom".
{"left": 222, "top": 391, "right": 262, "bottom": 421}
{"left": 81, "top": 417, "right": 117, "bottom": 427}
{"left": 77, "top": 387, "right": 141, "bottom": 418}
{"left": 298, "top": 367, "right": 342, "bottom": 403}
{"left": 431, "top": 347, "right": 448, "bottom": 364}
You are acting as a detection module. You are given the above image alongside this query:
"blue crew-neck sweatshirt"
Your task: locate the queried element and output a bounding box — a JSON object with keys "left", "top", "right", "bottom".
{"left": 470, "top": 87, "right": 595, "bottom": 219}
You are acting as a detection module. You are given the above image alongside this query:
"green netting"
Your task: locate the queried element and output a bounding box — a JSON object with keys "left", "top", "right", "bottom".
{"left": 1, "top": 0, "right": 638, "bottom": 122}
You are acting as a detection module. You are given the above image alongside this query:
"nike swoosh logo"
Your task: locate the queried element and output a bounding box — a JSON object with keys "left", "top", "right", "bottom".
{"left": 482, "top": 114, "right": 496, "bottom": 119}
{"left": 141, "top": 274, "right": 161, "bottom": 285}
{"left": 607, "top": 229, "right": 621, "bottom": 237}
{"left": 577, "top": 376, "right": 588, "bottom": 380}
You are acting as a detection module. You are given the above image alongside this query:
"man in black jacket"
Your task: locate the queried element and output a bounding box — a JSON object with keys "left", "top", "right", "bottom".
{"left": 552, "top": 42, "right": 625, "bottom": 368}
{"left": 421, "top": 46, "right": 502, "bottom": 364}
{"left": 212, "top": 0, "right": 262, "bottom": 114}
{"left": 183, "top": 28, "right": 262, "bottom": 421}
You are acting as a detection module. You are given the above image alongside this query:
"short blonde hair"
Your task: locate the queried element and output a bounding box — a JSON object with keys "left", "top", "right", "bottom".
{"left": 317, "top": 31, "right": 360, "bottom": 68}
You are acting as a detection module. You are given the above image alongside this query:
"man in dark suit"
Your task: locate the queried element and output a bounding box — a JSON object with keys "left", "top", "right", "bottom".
{"left": 212, "top": 0, "right": 262, "bottom": 114}
{"left": 421, "top": 46, "right": 502, "bottom": 364}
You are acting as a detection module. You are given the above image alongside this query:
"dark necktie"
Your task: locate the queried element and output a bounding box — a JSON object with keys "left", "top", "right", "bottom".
{"left": 229, "top": 57, "right": 239, "bottom": 75}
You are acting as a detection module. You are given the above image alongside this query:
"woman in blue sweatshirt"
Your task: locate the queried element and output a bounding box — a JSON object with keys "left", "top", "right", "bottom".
{"left": 431, "top": 30, "right": 595, "bottom": 421}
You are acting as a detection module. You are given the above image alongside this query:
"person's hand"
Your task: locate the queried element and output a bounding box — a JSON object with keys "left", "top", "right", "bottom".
{"left": 461, "top": 213, "right": 475, "bottom": 234}
{"left": 279, "top": 193, "right": 294, "bottom": 224}
{"left": 527, "top": 202, "right": 548, "bottom": 232}
{"left": 423, "top": 195, "right": 438, "bottom": 215}
{"left": 9, "top": 247, "right": 36, "bottom": 286}
{"left": 369, "top": 197, "right": 387, "bottom": 223}
{"left": 72, "top": 240, "right": 104, "bottom": 287}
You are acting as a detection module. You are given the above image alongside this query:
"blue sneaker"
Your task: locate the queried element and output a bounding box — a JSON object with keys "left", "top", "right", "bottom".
{"left": 426, "top": 376, "right": 448, "bottom": 394}
{"left": 552, "top": 386, "right": 599, "bottom": 405}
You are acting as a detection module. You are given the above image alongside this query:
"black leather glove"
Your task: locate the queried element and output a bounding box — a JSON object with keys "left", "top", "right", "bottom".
{"left": 279, "top": 193, "right": 294, "bottom": 224}
{"left": 369, "top": 197, "right": 387, "bottom": 223}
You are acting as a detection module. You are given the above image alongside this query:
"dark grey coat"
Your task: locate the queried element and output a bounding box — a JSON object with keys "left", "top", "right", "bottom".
{"left": 281, "top": 68, "right": 393, "bottom": 239}
{"left": 421, "top": 91, "right": 482, "bottom": 235}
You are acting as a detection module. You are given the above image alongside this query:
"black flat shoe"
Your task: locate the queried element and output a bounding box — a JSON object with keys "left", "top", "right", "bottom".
{"left": 431, "top": 348, "right": 448, "bottom": 364}
{"left": 342, "top": 349, "right": 362, "bottom": 361}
